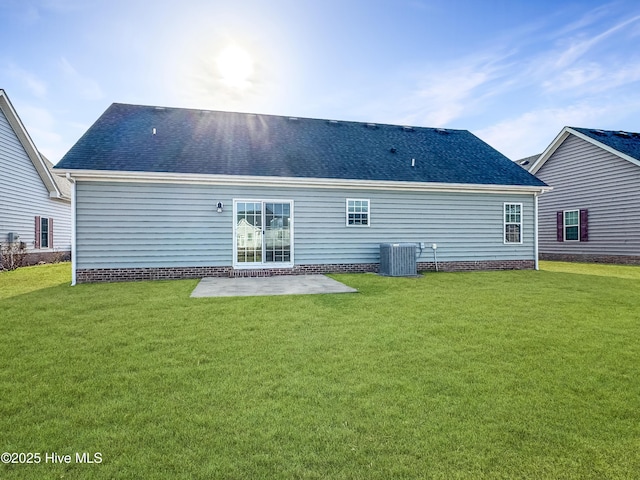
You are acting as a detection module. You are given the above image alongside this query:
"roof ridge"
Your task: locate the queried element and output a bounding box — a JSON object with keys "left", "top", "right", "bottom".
{"left": 110, "top": 102, "right": 467, "bottom": 133}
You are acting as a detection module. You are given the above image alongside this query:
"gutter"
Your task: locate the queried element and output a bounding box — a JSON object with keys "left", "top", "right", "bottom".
{"left": 55, "top": 168, "right": 552, "bottom": 195}
{"left": 534, "top": 192, "right": 540, "bottom": 271}
{"left": 66, "top": 173, "right": 77, "bottom": 286}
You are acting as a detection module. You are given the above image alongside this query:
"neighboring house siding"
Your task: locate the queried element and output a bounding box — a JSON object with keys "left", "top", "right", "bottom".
{"left": 537, "top": 134, "right": 640, "bottom": 257}
{"left": 0, "top": 108, "right": 71, "bottom": 253}
{"left": 75, "top": 181, "right": 536, "bottom": 269}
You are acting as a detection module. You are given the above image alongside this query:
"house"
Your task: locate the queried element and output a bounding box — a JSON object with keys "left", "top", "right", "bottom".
{"left": 0, "top": 89, "right": 71, "bottom": 268}
{"left": 54, "top": 102, "right": 548, "bottom": 284}
{"left": 527, "top": 126, "right": 640, "bottom": 264}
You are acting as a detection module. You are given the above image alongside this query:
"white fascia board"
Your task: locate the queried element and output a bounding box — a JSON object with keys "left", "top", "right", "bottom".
{"left": 60, "top": 168, "right": 551, "bottom": 195}
{"left": 531, "top": 126, "right": 640, "bottom": 174}
{"left": 529, "top": 127, "right": 572, "bottom": 174}
{"left": 0, "top": 90, "right": 64, "bottom": 199}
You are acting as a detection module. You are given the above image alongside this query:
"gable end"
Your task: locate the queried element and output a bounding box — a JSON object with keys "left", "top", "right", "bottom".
{"left": 0, "top": 90, "right": 68, "bottom": 200}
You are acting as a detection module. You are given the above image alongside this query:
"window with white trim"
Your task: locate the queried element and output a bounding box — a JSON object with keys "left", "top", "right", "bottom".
{"left": 346, "top": 199, "right": 369, "bottom": 226}
{"left": 504, "top": 203, "right": 522, "bottom": 244}
{"left": 40, "top": 217, "right": 49, "bottom": 248}
{"left": 564, "top": 210, "right": 579, "bottom": 241}
{"left": 34, "top": 216, "right": 53, "bottom": 249}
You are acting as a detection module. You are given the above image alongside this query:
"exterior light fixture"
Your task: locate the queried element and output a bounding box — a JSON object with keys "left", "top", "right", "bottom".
{"left": 216, "top": 202, "right": 224, "bottom": 213}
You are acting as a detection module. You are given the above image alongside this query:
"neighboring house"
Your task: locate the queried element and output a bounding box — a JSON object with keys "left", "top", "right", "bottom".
{"left": 0, "top": 89, "right": 71, "bottom": 267}
{"left": 54, "top": 102, "right": 548, "bottom": 284}
{"left": 527, "top": 126, "right": 640, "bottom": 264}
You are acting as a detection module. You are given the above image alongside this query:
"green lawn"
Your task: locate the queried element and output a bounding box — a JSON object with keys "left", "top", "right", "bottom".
{"left": 1, "top": 262, "right": 639, "bottom": 479}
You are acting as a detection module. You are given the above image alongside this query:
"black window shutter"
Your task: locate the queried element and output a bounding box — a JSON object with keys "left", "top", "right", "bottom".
{"left": 556, "top": 211, "right": 564, "bottom": 242}
{"left": 580, "top": 209, "right": 588, "bottom": 242}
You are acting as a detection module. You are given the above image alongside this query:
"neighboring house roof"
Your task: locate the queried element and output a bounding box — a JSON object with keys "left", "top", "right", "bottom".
{"left": 515, "top": 154, "right": 540, "bottom": 169}
{"left": 0, "top": 89, "right": 70, "bottom": 202}
{"left": 42, "top": 155, "right": 72, "bottom": 198}
{"left": 55, "top": 103, "right": 546, "bottom": 189}
{"left": 530, "top": 127, "right": 640, "bottom": 174}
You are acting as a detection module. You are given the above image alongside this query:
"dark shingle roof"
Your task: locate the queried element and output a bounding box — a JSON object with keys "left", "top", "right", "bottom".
{"left": 55, "top": 103, "right": 546, "bottom": 187}
{"left": 572, "top": 127, "right": 640, "bottom": 162}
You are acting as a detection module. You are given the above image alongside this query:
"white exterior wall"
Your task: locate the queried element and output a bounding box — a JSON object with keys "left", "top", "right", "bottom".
{"left": 0, "top": 108, "right": 71, "bottom": 254}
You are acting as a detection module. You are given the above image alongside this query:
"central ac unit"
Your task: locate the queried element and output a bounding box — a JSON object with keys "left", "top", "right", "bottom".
{"left": 379, "top": 243, "right": 417, "bottom": 276}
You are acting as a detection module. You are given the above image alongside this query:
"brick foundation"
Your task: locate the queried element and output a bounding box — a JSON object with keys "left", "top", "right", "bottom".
{"left": 418, "top": 259, "right": 535, "bottom": 272}
{"left": 76, "top": 259, "right": 535, "bottom": 283}
{"left": 540, "top": 253, "right": 640, "bottom": 266}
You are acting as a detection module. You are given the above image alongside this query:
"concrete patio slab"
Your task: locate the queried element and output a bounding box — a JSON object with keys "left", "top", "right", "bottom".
{"left": 190, "top": 275, "right": 358, "bottom": 298}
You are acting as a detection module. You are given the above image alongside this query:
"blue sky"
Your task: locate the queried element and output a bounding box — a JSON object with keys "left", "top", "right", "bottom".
{"left": 2, "top": 0, "right": 640, "bottom": 163}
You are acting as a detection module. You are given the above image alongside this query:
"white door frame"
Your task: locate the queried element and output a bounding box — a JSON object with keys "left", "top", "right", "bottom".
{"left": 232, "top": 199, "right": 294, "bottom": 269}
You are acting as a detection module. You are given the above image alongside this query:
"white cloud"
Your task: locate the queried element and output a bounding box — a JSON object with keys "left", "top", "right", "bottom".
{"left": 17, "top": 104, "right": 66, "bottom": 161}
{"left": 411, "top": 67, "right": 495, "bottom": 125}
{"left": 368, "top": 51, "right": 517, "bottom": 129}
{"left": 553, "top": 14, "right": 640, "bottom": 69}
{"left": 59, "top": 57, "right": 104, "bottom": 101}
{"left": 378, "top": 3, "right": 640, "bottom": 160}
{"left": 6, "top": 64, "right": 48, "bottom": 97}
{"left": 475, "top": 103, "right": 615, "bottom": 160}
{"left": 528, "top": 11, "right": 640, "bottom": 97}
{"left": 543, "top": 62, "right": 640, "bottom": 94}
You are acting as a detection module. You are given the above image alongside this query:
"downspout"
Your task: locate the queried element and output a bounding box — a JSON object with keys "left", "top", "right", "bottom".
{"left": 534, "top": 192, "right": 539, "bottom": 271}
{"left": 67, "top": 173, "right": 77, "bottom": 285}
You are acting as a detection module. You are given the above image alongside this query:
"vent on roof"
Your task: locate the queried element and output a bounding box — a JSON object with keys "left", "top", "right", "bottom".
{"left": 615, "top": 131, "right": 630, "bottom": 137}
{"left": 436, "top": 128, "right": 449, "bottom": 135}
{"left": 366, "top": 123, "right": 378, "bottom": 129}
{"left": 327, "top": 120, "right": 339, "bottom": 125}
{"left": 390, "top": 147, "right": 397, "bottom": 154}
{"left": 402, "top": 126, "right": 414, "bottom": 132}
{"left": 288, "top": 117, "right": 299, "bottom": 121}
{"left": 154, "top": 107, "right": 166, "bottom": 111}
{"left": 590, "top": 129, "right": 606, "bottom": 136}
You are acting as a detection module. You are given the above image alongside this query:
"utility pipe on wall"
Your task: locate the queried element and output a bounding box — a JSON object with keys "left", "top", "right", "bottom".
{"left": 432, "top": 243, "right": 438, "bottom": 272}
{"left": 66, "top": 173, "right": 77, "bottom": 286}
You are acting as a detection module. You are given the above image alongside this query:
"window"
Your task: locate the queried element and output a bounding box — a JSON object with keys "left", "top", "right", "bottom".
{"left": 34, "top": 216, "right": 53, "bottom": 249}
{"left": 504, "top": 203, "right": 522, "bottom": 244}
{"left": 556, "top": 210, "right": 588, "bottom": 242}
{"left": 564, "top": 210, "right": 579, "bottom": 241}
{"left": 40, "top": 217, "right": 49, "bottom": 248}
{"left": 347, "top": 199, "right": 369, "bottom": 226}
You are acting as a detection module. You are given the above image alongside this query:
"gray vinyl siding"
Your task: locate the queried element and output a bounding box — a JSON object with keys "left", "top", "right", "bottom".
{"left": 537, "top": 134, "right": 640, "bottom": 256}
{"left": 76, "top": 181, "right": 536, "bottom": 269}
{"left": 0, "top": 109, "right": 71, "bottom": 252}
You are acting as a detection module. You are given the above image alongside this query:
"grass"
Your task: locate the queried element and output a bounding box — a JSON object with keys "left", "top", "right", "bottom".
{"left": 1, "top": 261, "right": 639, "bottom": 479}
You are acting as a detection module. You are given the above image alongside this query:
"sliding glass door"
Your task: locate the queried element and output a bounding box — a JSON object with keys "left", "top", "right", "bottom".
{"left": 234, "top": 200, "right": 292, "bottom": 267}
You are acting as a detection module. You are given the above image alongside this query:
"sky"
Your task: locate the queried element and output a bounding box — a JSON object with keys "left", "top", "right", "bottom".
{"left": 2, "top": 0, "right": 640, "bottom": 163}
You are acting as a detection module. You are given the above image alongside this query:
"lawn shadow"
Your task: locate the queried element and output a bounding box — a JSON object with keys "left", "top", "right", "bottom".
{"left": 539, "top": 261, "right": 640, "bottom": 281}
